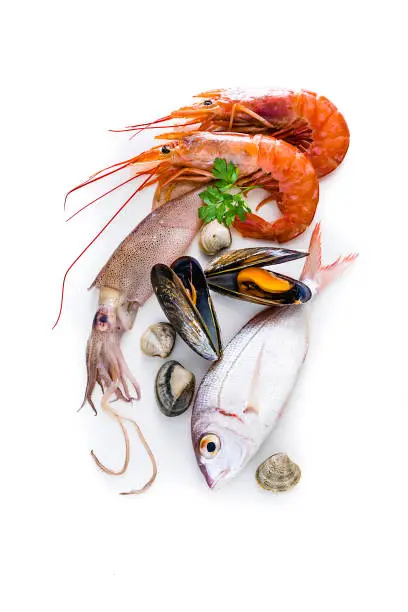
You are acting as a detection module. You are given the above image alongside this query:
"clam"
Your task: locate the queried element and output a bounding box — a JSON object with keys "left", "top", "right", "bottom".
{"left": 155, "top": 360, "right": 195, "bottom": 417}
{"left": 140, "top": 322, "right": 175, "bottom": 358}
{"left": 205, "top": 247, "right": 312, "bottom": 306}
{"left": 151, "top": 257, "right": 222, "bottom": 361}
{"left": 199, "top": 220, "right": 232, "bottom": 255}
{"left": 256, "top": 453, "right": 301, "bottom": 492}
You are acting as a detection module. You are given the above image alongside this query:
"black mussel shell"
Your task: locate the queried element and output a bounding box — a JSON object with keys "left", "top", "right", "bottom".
{"left": 151, "top": 257, "right": 222, "bottom": 360}
{"left": 205, "top": 269, "right": 311, "bottom": 305}
{"left": 205, "top": 248, "right": 312, "bottom": 306}
{"left": 205, "top": 247, "right": 308, "bottom": 276}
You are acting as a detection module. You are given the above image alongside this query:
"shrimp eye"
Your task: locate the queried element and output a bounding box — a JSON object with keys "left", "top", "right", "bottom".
{"left": 161, "top": 145, "right": 171, "bottom": 154}
{"left": 199, "top": 434, "right": 221, "bottom": 459}
{"left": 203, "top": 99, "right": 213, "bottom": 106}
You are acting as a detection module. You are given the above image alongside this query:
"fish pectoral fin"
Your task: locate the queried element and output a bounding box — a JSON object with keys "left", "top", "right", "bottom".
{"left": 243, "top": 342, "right": 265, "bottom": 418}
{"left": 243, "top": 405, "right": 259, "bottom": 416}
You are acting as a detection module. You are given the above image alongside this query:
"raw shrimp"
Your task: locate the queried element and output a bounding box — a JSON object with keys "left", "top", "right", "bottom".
{"left": 64, "top": 132, "right": 318, "bottom": 246}
{"left": 117, "top": 88, "right": 349, "bottom": 178}
{"left": 61, "top": 132, "right": 319, "bottom": 342}
{"left": 146, "top": 132, "right": 314, "bottom": 239}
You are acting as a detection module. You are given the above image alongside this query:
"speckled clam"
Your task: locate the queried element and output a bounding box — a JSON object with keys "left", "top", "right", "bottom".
{"left": 140, "top": 322, "right": 175, "bottom": 358}
{"left": 256, "top": 453, "right": 301, "bottom": 492}
{"left": 199, "top": 220, "right": 232, "bottom": 255}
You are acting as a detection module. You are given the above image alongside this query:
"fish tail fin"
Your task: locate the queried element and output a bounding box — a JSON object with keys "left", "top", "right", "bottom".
{"left": 300, "top": 223, "right": 358, "bottom": 294}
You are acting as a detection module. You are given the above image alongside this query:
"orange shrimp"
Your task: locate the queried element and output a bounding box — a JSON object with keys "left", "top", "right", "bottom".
{"left": 117, "top": 88, "right": 349, "bottom": 179}
{"left": 136, "top": 132, "right": 318, "bottom": 242}
{"left": 63, "top": 132, "right": 318, "bottom": 253}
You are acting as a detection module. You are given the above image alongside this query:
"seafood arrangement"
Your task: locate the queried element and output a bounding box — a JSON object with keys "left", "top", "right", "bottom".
{"left": 192, "top": 224, "right": 356, "bottom": 488}
{"left": 57, "top": 87, "right": 355, "bottom": 495}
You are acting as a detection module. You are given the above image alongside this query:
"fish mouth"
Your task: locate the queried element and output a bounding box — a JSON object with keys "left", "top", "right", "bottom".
{"left": 204, "top": 468, "right": 231, "bottom": 490}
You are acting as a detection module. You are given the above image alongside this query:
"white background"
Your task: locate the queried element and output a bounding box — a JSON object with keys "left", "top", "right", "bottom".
{"left": 2, "top": 1, "right": 407, "bottom": 610}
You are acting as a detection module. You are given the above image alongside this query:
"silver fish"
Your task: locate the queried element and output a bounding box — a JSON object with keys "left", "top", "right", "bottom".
{"left": 191, "top": 224, "right": 357, "bottom": 488}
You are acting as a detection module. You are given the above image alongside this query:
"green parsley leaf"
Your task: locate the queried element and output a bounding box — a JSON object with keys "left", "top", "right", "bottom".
{"left": 212, "top": 158, "right": 228, "bottom": 181}
{"left": 224, "top": 210, "right": 237, "bottom": 227}
{"left": 227, "top": 162, "right": 239, "bottom": 184}
{"left": 198, "top": 206, "right": 209, "bottom": 220}
{"left": 199, "top": 158, "right": 256, "bottom": 228}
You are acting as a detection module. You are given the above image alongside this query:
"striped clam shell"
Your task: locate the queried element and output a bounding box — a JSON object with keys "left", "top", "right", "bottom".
{"left": 256, "top": 453, "right": 301, "bottom": 492}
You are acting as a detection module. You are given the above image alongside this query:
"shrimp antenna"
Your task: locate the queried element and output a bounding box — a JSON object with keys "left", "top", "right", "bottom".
{"left": 63, "top": 157, "right": 136, "bottom": 210}
{"left": 88, "top": 159, "right": 136, "bottom": 180}
{"left": 109, "top": 114, "right": 172, "bottom": 132}
{"left": 129, "top": 120, "right": 202, "bottom": 142}
{"left": 65, "top": 171, "right": 152, "bottom": 222}
{"left": 52, "top": 173, "right": 154, "bottom": 330}
{"left": 110, "top": 120, "right": 200, "bottom": 133}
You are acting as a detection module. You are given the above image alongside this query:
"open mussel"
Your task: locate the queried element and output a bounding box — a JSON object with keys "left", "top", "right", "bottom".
{"left": 151, "top": 257, "right": 222, "bottom": 361}
{"left": 205, "top": 247, "right": 312, "bottom": 306}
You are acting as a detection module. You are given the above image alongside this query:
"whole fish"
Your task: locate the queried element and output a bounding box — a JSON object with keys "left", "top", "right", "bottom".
{"left": 191, "top": 224, "right": 356, "bottom": 488}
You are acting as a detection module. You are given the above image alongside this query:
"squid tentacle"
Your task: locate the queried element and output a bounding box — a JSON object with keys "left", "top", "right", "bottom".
{"left": 90, "top": 383, "right": 131, "bottom": 476}
{"left": 90, "top": 383, "right": 157, "bottom": 493}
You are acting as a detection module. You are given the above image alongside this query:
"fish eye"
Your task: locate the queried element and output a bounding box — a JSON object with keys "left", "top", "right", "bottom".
{"left": 199, "top": 434, "right": 221, "bottom": 459}
{"left": 203, "top": 99, "right": 213, "bottom": 106}
{"left": 161, "top": 145, "right": 171, "bottom": 154}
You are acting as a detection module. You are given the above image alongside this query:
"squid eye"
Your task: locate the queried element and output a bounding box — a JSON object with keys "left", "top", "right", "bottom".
{"left": 203, "top": 99, "right": 213, "bottom": 106}
{"left": 199, "top": 434, "right": 221, "bottom": 458}
{"left": 93, "top": 308, "right": 112, "bottom": 332}
{"left": 161, "top": 145, "right": 171, "bottom": 154}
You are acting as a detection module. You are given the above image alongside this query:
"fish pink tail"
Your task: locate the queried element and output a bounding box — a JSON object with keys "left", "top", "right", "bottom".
{"left": 300, "top": 223, "right": 358, "bottom": 293}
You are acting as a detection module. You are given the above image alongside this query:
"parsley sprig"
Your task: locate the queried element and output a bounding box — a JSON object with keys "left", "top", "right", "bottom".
{"left": 198, "top": 158, "right": 255, "bottom": 227}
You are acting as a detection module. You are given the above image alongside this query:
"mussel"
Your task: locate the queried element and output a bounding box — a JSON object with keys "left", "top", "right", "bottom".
{"left": 151, "top": 257, "right": 222, "bottom": 361}
{"left": 205, "top": 247, "right": 312, "bottom": 306}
